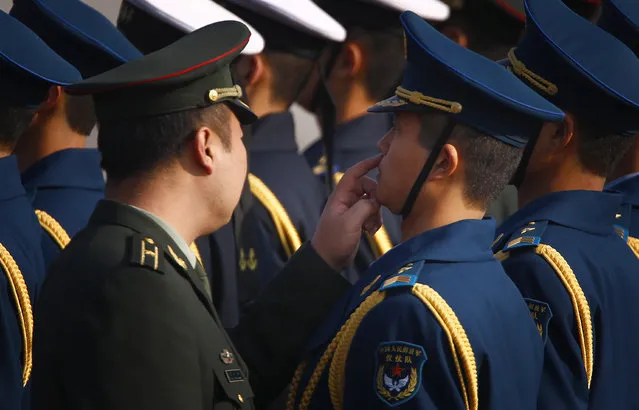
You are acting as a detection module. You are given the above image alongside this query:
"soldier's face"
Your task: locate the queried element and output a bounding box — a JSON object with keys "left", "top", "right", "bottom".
{"left": 376, "top": 112, "right": 430, "bottom": 213}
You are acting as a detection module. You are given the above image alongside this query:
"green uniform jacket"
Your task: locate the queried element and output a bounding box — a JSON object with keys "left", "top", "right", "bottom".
{"left": 31, "top": 200, "right": 350, "bottom": 410}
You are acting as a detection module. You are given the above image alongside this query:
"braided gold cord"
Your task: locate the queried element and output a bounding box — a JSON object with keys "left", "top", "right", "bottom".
{"left": 396, "top": 87, "right": 463, "bottom": 114}
{"left": 536, "top": 244, "right": 593, "bottom": 387}
{"left": 35, "top": 209, "right": 71, "bottom": 249}
{"left": 412, "top": 284, "right": 478, "bottom": 410}
{"left": 0, "top": 243, "right": 33, "bottom": 386}
{"left": 628, "top": 237, "right": 639, "bottom": 259}
{"left": 334, "top": 172, "right": 393, "bottom": 258}
{"left": 328, "top": 291, "right": 386, "bottom": 410}
{"left": 248, "top": 173, "right": 302, "bottom": 258}
{"left": 507, "top": 49, "right": 559, "bottom": 96}
{"left": 494, "top": 250, "right": 509, "bottom": 262}
{"left": 289, "top": 291, "right": 386, "bottom": 410}
{"left": 286, "top": 362, "right": 307, "bottom": 410}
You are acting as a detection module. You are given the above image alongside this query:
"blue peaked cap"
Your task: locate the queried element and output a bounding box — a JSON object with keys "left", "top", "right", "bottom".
{"left": 599, "top": 0, "right": 639, "bottom": 56}
{"left": 10, "top": 0, "right": 143, "bottom": 78}
{"left": 505, "top": 0, "right": 639, "bottom": 136}
{"left": 0, "top": 10, "right": 81, "bottom": 106}
{"left": 368, "top": 11, "right": 564, "bottom": 148}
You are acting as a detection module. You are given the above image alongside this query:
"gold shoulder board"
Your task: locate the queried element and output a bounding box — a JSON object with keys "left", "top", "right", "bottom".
{"left": 248, "top": 173, "right": 302, "bottom": 258}
{"left": 0, "top": 243, "right": 33, "bottom": 386}
{"left": 333, "top": 172, "right": 394, "bottom": 258}
{"left": 35, "top": 210, "right": 71, "bottom": 249}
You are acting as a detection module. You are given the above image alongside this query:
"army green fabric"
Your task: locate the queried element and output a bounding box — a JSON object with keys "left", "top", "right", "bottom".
{"left": 31, "top": 200, "right": 350, "bottom": 410}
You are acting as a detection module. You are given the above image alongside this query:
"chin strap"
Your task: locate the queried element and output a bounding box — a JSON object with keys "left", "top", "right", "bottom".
{"left": 509, "top": 132, "right": 539, "bottom": 188}
{"left": 400, "top": 118, "right": 456, "bottom": 218}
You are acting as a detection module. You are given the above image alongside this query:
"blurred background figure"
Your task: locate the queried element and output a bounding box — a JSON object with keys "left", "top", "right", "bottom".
{"left": 10, "top": 0, "right": 142, "bottom": 267}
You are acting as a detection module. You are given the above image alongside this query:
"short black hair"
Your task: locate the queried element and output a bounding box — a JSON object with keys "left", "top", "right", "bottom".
{"left": 263, "top": 51, "right": 315, "bottom": 106}
{"left": 64, "top": 94, "right": 97, "bottom": 136}
{"left": 438, "top": 5, "right": 523, "bottom": 60}
{"left": 419, "top": 113, "right": 522, "bottom": 209}
{"left": 575, "top": 117, "right": 634, "bottom": 178}
{"left": 347, "top": 26, "right": 406, "bottom": 101}
{"left": 98, "top": 103, "right": 231, "bottom": 182}
{"left": 0, "top": 103, "right": 37, "bottom": 151}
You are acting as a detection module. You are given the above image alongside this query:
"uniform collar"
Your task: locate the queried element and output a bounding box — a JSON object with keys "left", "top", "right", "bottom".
{"left": 371, "top": 218, "right": 497, "bottom": 277}
{"left": 606, "top": 173, "right": 639, "bottom": 206}
{"left": 497, "top": 190, "right": 622, "bottom": 238}
{"left": 21, "top": 148, "right": 105, "bottom": 190}
{"left": 334, "top": 113, "right": 393, "bottom": 151}
{"left": 249, "top": 111, "right": 298, "bottom": 153}
{"left": 0, "top": 155, "right": 27, "bottom": 202}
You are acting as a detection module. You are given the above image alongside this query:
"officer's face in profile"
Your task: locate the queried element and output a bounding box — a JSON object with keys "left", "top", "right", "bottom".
{"left": 199, "top": 106, "right": 247, "bottom": 225}
{"left": 376, "top": 112, "right": 432, "bottom": 213}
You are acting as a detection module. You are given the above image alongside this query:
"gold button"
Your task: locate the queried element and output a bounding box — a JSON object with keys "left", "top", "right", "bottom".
{"left": 238, "top": 394, "right": 244, "bottom": 403}
{"left": 209, "top": 89, "right": 218, "bottom": 102}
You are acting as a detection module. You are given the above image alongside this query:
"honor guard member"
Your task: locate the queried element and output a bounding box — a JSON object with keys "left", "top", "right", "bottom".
{"left": 288, "top": 11, "right": 565, "bottom": 410}
{"left": 301, "top": 0, "right": 450, "bottom": 280}
{"left": 117, "top": 0, "right": 266, "bottom": 327}
{"left": 30, "top": 19, "right": 386, "bottom": 410}
{"left": 221, "top": 0, "right": 343, "bottom": 288}
{"left": 599, "top": 0, "right": 639, "bottom": 258}
{"left": 0, "top": 11, "right": 81, "bottom": 410}
{"left": 493, "top": 0, "right": 639, "bottom": 408}
{"left": 9, "top": 0, "right": 142, "bottom": 268}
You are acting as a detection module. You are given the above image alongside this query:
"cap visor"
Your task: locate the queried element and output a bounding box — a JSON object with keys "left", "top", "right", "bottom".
{"left": 226, "top": 99, "right": 258, "bottom": 125}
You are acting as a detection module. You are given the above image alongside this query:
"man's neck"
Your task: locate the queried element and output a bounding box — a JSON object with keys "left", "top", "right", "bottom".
{"left": 14, "top": 126, "right": 87, "bottom": 172}
{"left": 400, "top": 200, "right": 485, "bottom": 242}
{"left": 335, "top": 86, "right": 377, "bottom": 126}
{"left": 608, "top": 144, "right": 639, "bottom": 183}
{"left": 518, "top": 168, "right": 605, "bottom": 209}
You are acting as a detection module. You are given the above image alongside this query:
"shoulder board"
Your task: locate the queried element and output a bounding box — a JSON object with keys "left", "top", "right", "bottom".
{"left": 502, "top": 220, "right": 548, "bottom": 252}
{"left": 129, "top": 234, "right": 165, "bottom": 273}
{"left": 613, "top": 203, "right": 632, "bottom": 243}
{"left": 378, "top": 260, "right": 424, "bottom": 292}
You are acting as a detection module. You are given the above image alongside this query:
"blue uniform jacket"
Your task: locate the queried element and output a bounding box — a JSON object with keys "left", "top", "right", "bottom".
{"left": 291, "top": 219, "right": 543, "bottom": 410}
{"left": 248, "top": 112, "right": 324, "bottom": 282}
{"left": 0, "top": 155, "right": 45, "bottom": 410}
{"left": 304, "top": 113, "right": 402, "bottom": 281}
{"left": 606, "top": 173, "right": 639, "bottom": 257}
{"left": 493, "top": 190, "right": 639, "bottom": 410}
{"left": 21, "top": 149, "right": 104, "bottom": 267}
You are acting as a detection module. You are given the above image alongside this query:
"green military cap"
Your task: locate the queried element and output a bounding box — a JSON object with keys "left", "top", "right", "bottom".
{"left": 65, "top": 20, "right": 257, "bottom": 124}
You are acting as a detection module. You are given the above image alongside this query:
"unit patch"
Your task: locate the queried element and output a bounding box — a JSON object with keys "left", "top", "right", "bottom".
{"left": 525, "top": 298, "right": 553, "bottom": 344}
{"left": 375, "top": 341, "right": 426, "bottom": 406}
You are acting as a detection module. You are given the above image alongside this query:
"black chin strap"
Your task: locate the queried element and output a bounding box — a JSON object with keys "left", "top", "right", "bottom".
{"left": 509, "top": 135, "right": 538, "bottom": 188}
{"left": 312, "top": 44, "right": 342, "bottom": 192}
{"left": 401, "top": 118, "right": 457, "bottom": 218}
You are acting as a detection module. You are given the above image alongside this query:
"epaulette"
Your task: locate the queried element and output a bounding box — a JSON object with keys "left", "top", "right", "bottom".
{"left": 501, "top": 220, "right": 548, "bottom": 252}
{"left": 129, "top": 233, "right": 165, "bottom": 273}
{"left": 378, "top": 260, "right": 425, "bottom": 292}
{"left": 614, "top": 203, "right": 632, "bottom": 243}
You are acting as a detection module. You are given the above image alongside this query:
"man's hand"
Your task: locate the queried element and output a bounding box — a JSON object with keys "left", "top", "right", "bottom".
{"left": 312, "top": 156, "right": 383, "bottom": 271}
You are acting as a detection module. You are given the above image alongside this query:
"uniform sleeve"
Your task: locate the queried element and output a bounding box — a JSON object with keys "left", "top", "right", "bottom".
{"left": 342, "top": 293, "right": 467, "bottom": 410}
{"left": 502, "top": 250, "right": 589, "bottom": 410}
{"left": 230, "top": 242, "right": 351, "bottom": 408}
{"left": 61, "top": 266, "right": 203, "bottom": 410}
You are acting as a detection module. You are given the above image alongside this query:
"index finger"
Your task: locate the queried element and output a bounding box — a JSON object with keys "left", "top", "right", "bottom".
{"left": 335, "top": 155, "right": 382, "bottom": 194}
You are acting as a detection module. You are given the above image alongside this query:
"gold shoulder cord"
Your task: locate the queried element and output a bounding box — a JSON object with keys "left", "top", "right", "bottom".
{"left": 287, "top": 291, "right": 386, "bottom": 410}
{"left": 248, "top": 173, "right": 302, "bottom": 258}
{"left": 628, "top": 237, "right": 639, "bottom": 259}
{"left": 410, "top": 284, "right": 478, "bottom": 410}
{"left": 333, "top": 172, "right": 393, "bottom": 258}
{"left": 494, "top": 250, "right": 509, "bottom": 262}
{"left": 0, "top": 243, "right": 34, "bottom": 386}
{"left": 535, "top": 244, "right": 593, "bottom": 387}
{"left": 35, "top": 210, "right": 71, "bottom": 249}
